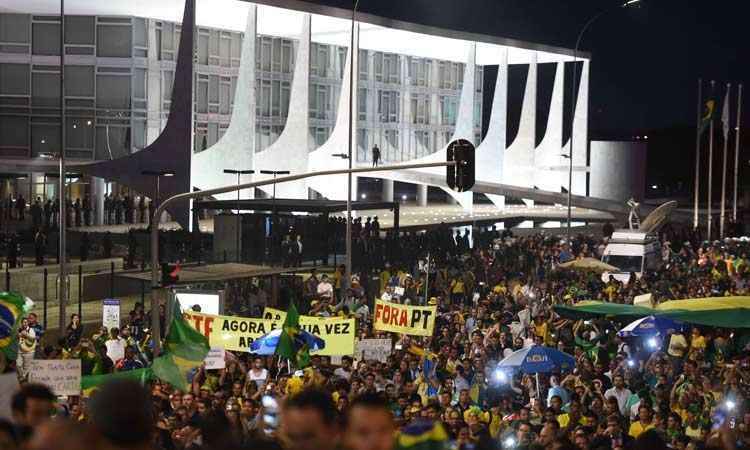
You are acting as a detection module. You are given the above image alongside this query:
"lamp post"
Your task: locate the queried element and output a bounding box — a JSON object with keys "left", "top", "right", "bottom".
{"left": 332, "top": 153, "right": 351, "bottom": 274}
{"left": 141, "top": 170, "right": 175, "bottom": 225}
{"left": 223, "top": 169, "right": 254, "bottom": 262}
{"left": 259, "top": 170, "right": 290, "bottom": 265}
{"left": 566, "top": 0, "right": 640, "bottom": 240}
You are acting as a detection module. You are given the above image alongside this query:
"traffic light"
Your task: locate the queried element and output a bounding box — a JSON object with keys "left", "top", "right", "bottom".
{"left": 161, "top": 262, "right": 180, "bottom": 286}
{"left": 446, "top": 139, "right": 475, "bottom": 192}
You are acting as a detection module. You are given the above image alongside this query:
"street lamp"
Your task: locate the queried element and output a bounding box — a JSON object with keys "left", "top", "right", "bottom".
{"left": 142, "top": 170, "right": 175, "bottom": 226}
{"left": 223, "top": 169, "right": 254, "bottom": 262}
{"left": 566, "top": 0, "right": 640, "bottom": 239}
{"left": 259, "top": 170, "right": 290, "bottom": 265}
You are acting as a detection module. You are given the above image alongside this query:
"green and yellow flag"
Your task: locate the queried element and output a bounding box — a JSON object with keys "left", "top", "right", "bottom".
{"left": 151, "top": 302, "right": 210, "bottom": 391}
{"left": 81, "top": 367, "right": 154, "bottom": 397}
{"left": 699, "top": 98, "right": 716, "bottom": 135}
{"left": 0, "top": 292, "right": 30, "bottom": 361}
{"left": 276, "top": 302, "right": 311, "bottom": 368}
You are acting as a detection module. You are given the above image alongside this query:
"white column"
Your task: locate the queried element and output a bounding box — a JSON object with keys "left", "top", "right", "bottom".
{"left": 382, "top": 179, "right": 394, "bottom": 202}
{"left": 92, "top": 176, "right": 105, "bottom": 225}
{"left": 417, "top": 184, "right": 428, "bottom": 207}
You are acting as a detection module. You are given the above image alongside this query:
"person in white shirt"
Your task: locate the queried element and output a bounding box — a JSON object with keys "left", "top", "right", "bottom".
{"left": 317, "top": 274, "right": 334, "bottom": 299}
{"left": 105, "top": 327, "right": 126, "bottom": 363}
{"left": 604, "top": 375, "right": 632, "bottom": 416}
{"left": 333, "top": 356, "right": 353, "bottom": 381}
{"left": 248, "top": 357, "right": 269, "bottom": 388}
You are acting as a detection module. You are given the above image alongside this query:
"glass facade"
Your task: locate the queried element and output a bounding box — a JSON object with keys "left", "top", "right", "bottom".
{"left": 0, "top": 13, "right": 482, "bottom": 164}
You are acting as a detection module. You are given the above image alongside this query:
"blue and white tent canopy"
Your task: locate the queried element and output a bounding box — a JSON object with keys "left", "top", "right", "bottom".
{"left": 249, "top": 328, "right": 326, "bottom": 355}
{"left": 617, "top": 315, "right": 683, "bottom": 338}
{"left": 497, "top": 345, "right": 576, "bottom": 374}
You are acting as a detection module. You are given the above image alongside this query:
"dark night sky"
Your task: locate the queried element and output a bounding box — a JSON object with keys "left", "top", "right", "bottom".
{"left": 300, "top": 0, "right": 749, "bottom": 133}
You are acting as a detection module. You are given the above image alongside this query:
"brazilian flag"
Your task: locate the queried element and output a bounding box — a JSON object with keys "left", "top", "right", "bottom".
{"left": 698, "top": 97, "right": 716, "bottom": 135}
{"left": 395, "top": 420, "right": 449, "bottom": 450}
{"left": 0, "top": 292, "right": 29, "bottom": 362}
{"left": 151, "top": 301, "right": 210, "bottom": 391}
{"left": 81, "top": 367, "right": 154, "bottom": 397}
{"left": 276, "top": 302, "right": 311, "bottom": 368}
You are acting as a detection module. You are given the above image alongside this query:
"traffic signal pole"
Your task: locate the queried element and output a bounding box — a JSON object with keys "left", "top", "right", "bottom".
{"left": 149, "top": 159, "right": 469, "bottom": 354}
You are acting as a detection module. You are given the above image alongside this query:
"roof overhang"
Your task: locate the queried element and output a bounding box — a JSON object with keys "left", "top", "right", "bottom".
{"left": 0, "top": 0, "right": 588, "bottom": 64}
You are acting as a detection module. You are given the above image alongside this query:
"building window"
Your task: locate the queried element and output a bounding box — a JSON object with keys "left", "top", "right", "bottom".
{"left": 311, "top": 43, "right": 329, "bottom": 78}
{"left": 194, "top": 122, "right": 208, "bottom": 152}
{"left": 32, "top": 70, "right": 60, "bottom": 107}
{"left": 281, "top": 39, "right": 293, "bottom": 74}
{"left": 0, "top": 63, "right": 30, "bottom": 95}
{"left": 408, "top": 57, "right": 431, "bottom": 87}
{"left": 219, "top": 76, "right": 231, "bottom": 115}
{"left": 378, "top": 90, "right": 399, "bottom": 123}
{"left": 310, "top": 83, "right": 331, "bottom": 120}
{"left": 134, "top": 68, "right": 147, "bottom": 100}
{"left": 385, "top": 129, "right": 399, "bottom": 149}
{"left": 32, "top": 21, "right": 60, "bottom": 56}
{"left": 440, "top": 95, "right": 457, "bottom": 126}
{"left": 0, "top": 14, "right": 31, "bottom": 45}
{"left": 197, "top": 31, "right": 209, "bottom": 65}
{"left": 359, "top": 50, "right": 368, "bottom": 81}
{"left": 374, "top": 52, "right": 400, "bottom": 84}
{"left": 196, "top": 74, "right": 209, "bottom": 114}
{"left": 358, "top": 88, "right": 367, "bottom": 121}
{"left": 219, "top": 32, "right": 231, "bottom": 67}
{"left": 96, "top": 22, "right": 132, "bottom": 58}
{"left": 410, "top": 94, "right": 430, "bottom": 125}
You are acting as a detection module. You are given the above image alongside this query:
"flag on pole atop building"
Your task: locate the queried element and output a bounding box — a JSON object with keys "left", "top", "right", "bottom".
{"left": 722, "top": 85, "right": 731, "bottom": 140}
{"left": 699, "top": 98, "right": 716, "bottom": 135}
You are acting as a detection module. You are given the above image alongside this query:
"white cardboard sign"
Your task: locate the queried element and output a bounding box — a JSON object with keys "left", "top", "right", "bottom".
{"left": 204, "top": 348, "right": 226, "bottom": 370}
{"left": 102, "top": 299, "right": 121, "bottom": 331}
{"left": 29, "top": 359, "right": 81, "bottom": 396}
{"left": 355, "top": 338, "right": 392, "bottom": 362}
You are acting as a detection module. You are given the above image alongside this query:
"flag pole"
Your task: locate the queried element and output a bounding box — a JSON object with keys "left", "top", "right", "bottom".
{"left": 693, "top": 78, "right": 702, "bottom": 230}
{"left": 720, "top": 83, "right": 731, "bottom": 239}
{"left": 707, "top": 80, "right": 715, "bottom": 240}
{"left": 734, "top": 84, "right": 743, "bottom": 222}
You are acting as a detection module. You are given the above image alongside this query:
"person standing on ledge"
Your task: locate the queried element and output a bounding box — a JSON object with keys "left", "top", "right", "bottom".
{"left": 372, "top": 144, "right": 381, "bottom": 167}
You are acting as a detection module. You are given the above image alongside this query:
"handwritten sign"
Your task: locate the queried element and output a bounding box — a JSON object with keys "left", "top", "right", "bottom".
{"left": 356, "top": 338, "right": 392, "bottom": 362}
{"left": 29, "top": 359, "right": 81, "bottom": 396}
{"left": 204, "top": 348, "right": 226, "bottom": 370}
{"left": 102, "top": 299, "right": 120, "bottom": 331}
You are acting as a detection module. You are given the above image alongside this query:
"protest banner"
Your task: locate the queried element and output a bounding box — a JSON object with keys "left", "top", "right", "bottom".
{"left": 204, "top": 348, "right": 226, "bottom": 370}
{"left": 184, "top": 311, "right": 279, "bottom": 352}
{"left": 355, "top": 338, "right": 392, "bottom": 362}
{"left": 102, "top": 299, "right": 120, "bottom": 331}
{"left": 185, "top": 311, "right": 355, "bottom": 356}
{"left": 29, "top": 359, "right": 81, "bottom": 396}
{"left": 373, "top": 299, "right": 436, "bottom": 336}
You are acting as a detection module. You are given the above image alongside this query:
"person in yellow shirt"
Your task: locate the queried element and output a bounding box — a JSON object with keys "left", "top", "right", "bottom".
{"left": 379, "top": 265, "right": 391, "bottom": 295}
{"left": 628, "top": 405, "right": 654, "bottom": 438}
{"left": 688, "top": 327, "right": 706, "bottom": 359}
{"left": 449, "top": 276, "right": 465, "bottom": 305}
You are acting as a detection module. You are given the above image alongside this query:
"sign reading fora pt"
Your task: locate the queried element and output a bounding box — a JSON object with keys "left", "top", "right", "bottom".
{"left": 446, "top": 139, "right": 475, "bottom": 192}
{"left": 373, "top": 299, "right": 436, "bottom": 337}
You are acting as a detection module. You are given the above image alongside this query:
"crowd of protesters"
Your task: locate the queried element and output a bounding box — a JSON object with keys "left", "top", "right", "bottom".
{"left": 5, "top": 219, "right": 750, "bottom": 450}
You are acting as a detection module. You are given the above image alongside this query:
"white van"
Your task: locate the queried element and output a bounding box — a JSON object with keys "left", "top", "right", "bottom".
{"left": 601, "top": 230, "right": 662, "bottom": 283}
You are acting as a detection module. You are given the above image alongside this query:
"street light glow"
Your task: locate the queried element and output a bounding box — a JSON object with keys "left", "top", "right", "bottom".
{"left": 622, "top": 0, "right": 640, "bottom": 7}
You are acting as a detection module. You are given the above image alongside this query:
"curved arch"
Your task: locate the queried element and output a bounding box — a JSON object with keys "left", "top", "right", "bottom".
{"left": 77, "top": 0, "right": 195, "bottom": 228}
{"left": 191, "top": 5, "right": 257, "bottom": 201}
{"left": 253, "top": 13, "right": 311, "bottom": 200}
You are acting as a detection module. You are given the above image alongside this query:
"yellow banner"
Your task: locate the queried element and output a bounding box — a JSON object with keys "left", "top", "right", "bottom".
{"left": 373, "top": 299, "right": 436, "bottom": 337}
{"left": 185, "top": 311, "right": 355, "bottom": 356}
